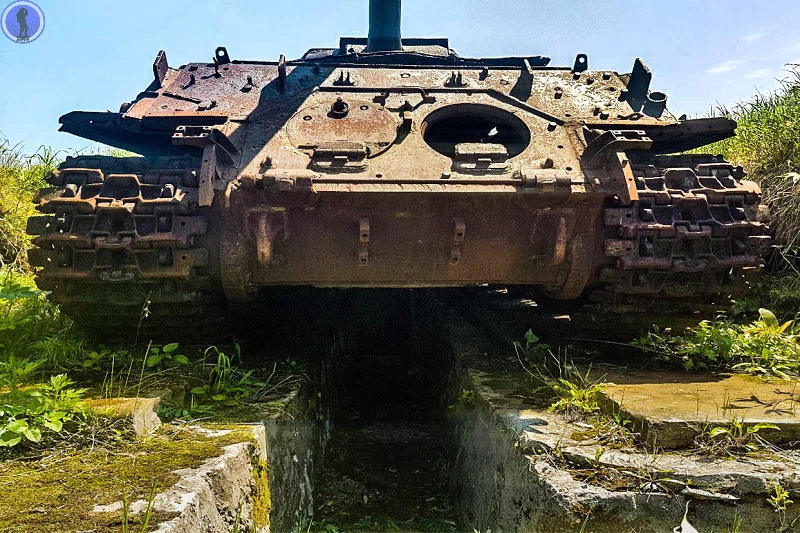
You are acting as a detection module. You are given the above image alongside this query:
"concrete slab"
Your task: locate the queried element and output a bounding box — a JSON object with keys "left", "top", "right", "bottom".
{"left": 91, "top": 424, "right": 269, "bottom": 533}
{"left": 440, "top": 311, "right": 800, "bottom": 533}
{"left": 599, "top": 370, "right": 800, "bottom": 448}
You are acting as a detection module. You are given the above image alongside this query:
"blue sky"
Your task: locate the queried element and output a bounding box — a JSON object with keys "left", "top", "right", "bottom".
{"left": 1, "top": 0, "right": 799, "bottom": 153}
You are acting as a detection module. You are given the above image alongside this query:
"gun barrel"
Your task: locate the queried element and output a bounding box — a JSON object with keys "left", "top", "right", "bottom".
{"left": 367, "top": 0, "right": 403, "bottom": 52}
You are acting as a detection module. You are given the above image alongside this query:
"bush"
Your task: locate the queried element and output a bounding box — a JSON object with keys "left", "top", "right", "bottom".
{"left": 634, "top": 309, "right": 800, "bottom": 379}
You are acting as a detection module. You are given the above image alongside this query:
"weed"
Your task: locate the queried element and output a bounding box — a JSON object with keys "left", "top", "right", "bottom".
{"left": 144, "top": 343, "right": 190, "bottom": 370}
{"left": 545, "top": 368, "right": 605, "bottom": 418}
{"left": 157, "top": 344, "right": 274, "bottom": 421}
{"left": 451, "top": 389, "right": 477, "bottom": 408}
{"left": 352, "top": 515, "right": 401, "bottom": 531}
{"left": 692, "top": 66, "right": 800, "bottom": 313}
{"left": 81, "top": 347, "right": 129, "bottom": 370}
{"left": 514, "top": 330, "right": 552, "bottom": 370}
{"left": 189, "top": 346, "right": 265, "bottom": 406}
{"left": 0, "top": 139, "right": 59, "bottom": 269}
{"left": 0, "top": 373, "right": 86, "bottom": 449}
{"left": 767, "top": 482, "right": 795, "bottom": 529}
{"left": 121, "top": 485, "right": 159, "bottom": 533}
{"left": 514, "top": 331, "right": 607, "bottom": 420}
{"left": 139, "top": 485, "right": 157, "bottom": 532}
{"left": 590, "top": 446, "right": 605, "bottom": 469}
{"left": 572, "top": 414, "right": 636, "bottom": 448}
{"left": 0, "top": 270, "right": 87, "bottom": 370}
{"left": 233, "top": 504, "right": 244, "bottom": 533}
{"left": 728, "top": 511, "right": 743, "bottom": 533}
{"left": 0, "top": 356, "right": 41, "bottom": 396}
{"left": 697, "top": 67, "right": 800, "bottom": 261}
{"left": 696, "top": 418, "right": 779, "bottom": 456}
{"left": 633, "top": 308, "right": 800, "bottom": 378}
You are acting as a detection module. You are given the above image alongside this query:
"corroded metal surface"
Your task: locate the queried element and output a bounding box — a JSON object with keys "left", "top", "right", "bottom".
{"left": 29, "top": 0, "right": 769, "bottom": 332}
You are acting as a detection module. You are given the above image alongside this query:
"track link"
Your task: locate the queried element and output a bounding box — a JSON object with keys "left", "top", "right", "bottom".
{"left": 27, "top": 155, "right": 224, "bottom": 341}
{"left": 596, "top": 153, "right": 771, "bottom": 313}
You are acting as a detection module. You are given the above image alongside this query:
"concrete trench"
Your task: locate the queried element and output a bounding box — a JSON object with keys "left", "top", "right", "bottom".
{"left": 264, "top": 290, "right": 459, "bottom": 531}
{"left": 439, "top": 301, "right": 800, "bottom": 533}
{"left": 165, "top": 289, "right": 799, "bottom": 532}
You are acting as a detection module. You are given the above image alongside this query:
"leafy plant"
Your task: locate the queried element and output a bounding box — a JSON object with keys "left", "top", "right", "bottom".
{"left": 208, "top": 346, "right": 264, "bottom": 397}
{"left": 734, "top": 309, "right": 799, "bottom": 378}
{"left": 0, "top": 374, "right": 86, "bottom": 448}
{"left": 82, "top": 347, "right": 129, "bottom": 370}
{"left": 768, "top": 482, "right": 793, "bottom": 511}
{"left": 633, "top": 308, "right": 800, "bottom": 378}
{"left": 514, "top": 330, "right": 552, "bottom": 370}
{"left": 144, "top": 343, "right": 190, "bottom": 369}
{"left": 545, "top": 367, "right": 605, "bottom": 417}
{"left": 0, "top": 278, "right": 46, "bottom": 312}
{"left": 451, "top": 389, "right": 477, "bottom": 408}
{"left": 514, "top": 331, "right": 606, "bottom": 419}
{"left": 158, "top": 345, "right": 267, "bottom": 418}
{"left": 0, "top": 356, "right": 41, "bottom": 396}
{"left": 767, "top": 482, "right": 795, "bottom": 529}
{"left": 0, "top": 272, "right": 50, "bottom": 335}
{"left": 697, "top": 418, "right": 779, "bottom": 456}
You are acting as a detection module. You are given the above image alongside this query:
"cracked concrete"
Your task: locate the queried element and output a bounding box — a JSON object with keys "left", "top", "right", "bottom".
{"left": 442, "top": 313, "right": 800, "bottom": 532}
{"left": 92, "top": 425, "right": 269, "bottom": 533}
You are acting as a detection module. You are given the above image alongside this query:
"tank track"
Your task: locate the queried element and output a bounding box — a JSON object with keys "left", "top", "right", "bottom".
{"left": 27, "top": 155, "right": 224, "bottom": 341}
{"left": 595, "top": 153, "right": 771, "bottom": 314}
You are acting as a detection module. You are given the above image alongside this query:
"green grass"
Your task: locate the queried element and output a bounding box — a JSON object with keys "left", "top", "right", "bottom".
{"left": 697, "top": 66, "right": 800, "bottom": 270}
{"left": 688, "top": 65, "right": 800, "bottom": 315}
{"left": 0, "top": 138, "right": 59, "bottom": 269}
{"left": 0, "top": 269, "right": 88, "bottom": 369}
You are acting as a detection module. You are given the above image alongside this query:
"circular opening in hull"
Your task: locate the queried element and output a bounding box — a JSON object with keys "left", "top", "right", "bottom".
{"left": 421, "top": 104, "right": 531, "bottom": 158}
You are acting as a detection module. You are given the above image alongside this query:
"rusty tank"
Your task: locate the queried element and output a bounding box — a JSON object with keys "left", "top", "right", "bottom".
{"left": 28, "top": 0, "right": 770, "bottom": 335}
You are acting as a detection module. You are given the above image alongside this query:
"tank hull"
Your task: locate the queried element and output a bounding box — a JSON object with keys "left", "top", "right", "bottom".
{"left": 27, "top": 38, "right": 771, "bottom": 335}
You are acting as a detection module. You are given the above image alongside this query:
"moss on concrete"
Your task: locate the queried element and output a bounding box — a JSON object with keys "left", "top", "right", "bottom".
{"left": 0, "top": 424, "right": 258, "bottom": 532}
{"left": 252, "top": 459, "right": 271, "bottom": 529}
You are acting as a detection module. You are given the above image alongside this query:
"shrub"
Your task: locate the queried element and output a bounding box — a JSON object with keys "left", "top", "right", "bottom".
{"left": 634, "top": 308, "right": 800, "bottom": 379}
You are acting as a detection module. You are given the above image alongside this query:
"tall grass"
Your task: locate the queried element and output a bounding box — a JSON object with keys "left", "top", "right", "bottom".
{"left": 0, "top": 140, "right": 88, "bottom": 371}
{"left": 698, "top": 65, "right": 800, "bottom": 264}
{"left": 0, "top": 138, "right": 59, "bottom": 270}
